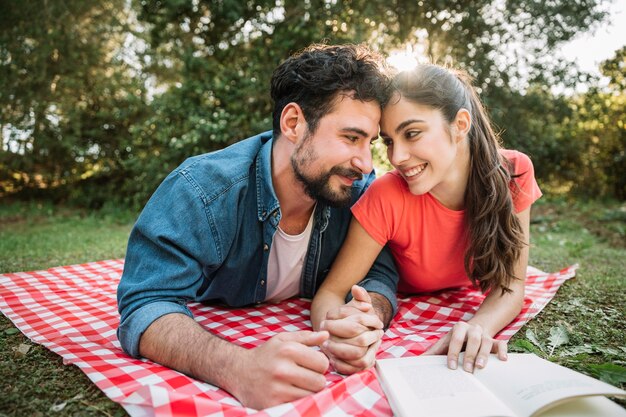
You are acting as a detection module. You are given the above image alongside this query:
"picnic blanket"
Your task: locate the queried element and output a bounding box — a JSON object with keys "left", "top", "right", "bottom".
{"left": 0, "top": 260, "right": 577, "bottom": 417}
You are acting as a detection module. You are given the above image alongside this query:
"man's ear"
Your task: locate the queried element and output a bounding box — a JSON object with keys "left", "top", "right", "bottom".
{"left": 279, "top": 103, "right": 306, "bottom": 144}
{"left": 453, "top": 108, "right": 471, "bottom": 142}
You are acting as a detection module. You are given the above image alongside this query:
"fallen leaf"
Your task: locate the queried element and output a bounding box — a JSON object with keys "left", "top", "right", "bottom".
{"left": 70, "top": 393, "right": 84, "bottom": 402}
{"left": 17, "top": 343, "right": 31, "bottom": 355}
{"left": 4, "top": 328, "right": 19, "bottom": 335}
{"left": 50, "top": 402, "right": 67, "bottom": 412}
{"left": 559, "top": 344, "right": 594, "bottom": 357}
{"left": 525, "top": 329, "right": 546, "bottom": 352}
{"left": 548, "top": 325, "right": 569, "bottom": 355}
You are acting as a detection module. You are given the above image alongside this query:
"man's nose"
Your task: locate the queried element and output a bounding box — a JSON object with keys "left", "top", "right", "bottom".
{"left": 390, "top": 141, "right": 409, "bottom": 166}
{"left": 351, "top": 142, "right": 374, "bottom": 175}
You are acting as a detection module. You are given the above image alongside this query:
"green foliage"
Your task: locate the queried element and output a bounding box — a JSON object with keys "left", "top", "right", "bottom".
{"left": 1, "top": 0, "right": 623, "bottom": 206}
{"left": 0, "top": 1, "right": 149, "bottom": 205}
{"left": 568, "top": 46, "right": 626, "bottom": 199}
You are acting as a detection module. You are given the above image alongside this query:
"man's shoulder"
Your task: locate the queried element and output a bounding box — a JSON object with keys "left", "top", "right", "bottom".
{"left": 181, "top": 131, "right": 271, "bottom": 171}
{"left": 175, "top": 131, "right": 272, "bottom": 201}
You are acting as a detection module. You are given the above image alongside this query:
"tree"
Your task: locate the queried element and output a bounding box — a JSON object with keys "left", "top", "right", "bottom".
{"left": 571, "top": 46, "right": 626, "bottom": 199}
{"left": 2, "top": 0, "right": 618, "bottom": 205}
{"left": 0, "top": 0, "right": 147, "bottom": 204}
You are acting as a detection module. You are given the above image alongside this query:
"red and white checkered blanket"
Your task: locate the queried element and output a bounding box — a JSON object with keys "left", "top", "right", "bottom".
{"left": 0, "top": 260, "right": 576, "bottom": 417}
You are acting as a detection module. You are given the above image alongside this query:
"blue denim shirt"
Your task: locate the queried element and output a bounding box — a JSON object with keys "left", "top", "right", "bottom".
{"left": 117, "top": 131, "right": 399, "bottom": 358}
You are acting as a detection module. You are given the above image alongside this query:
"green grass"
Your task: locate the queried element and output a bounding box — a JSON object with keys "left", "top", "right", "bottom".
{"left": 0, "top": 201, "right": 134, "bottom": 273}
{"left": 1, "top": 200, "right": 134, "bottom": 417}
{"left": 0, "top": 197, "right": 625, "bottom": 416}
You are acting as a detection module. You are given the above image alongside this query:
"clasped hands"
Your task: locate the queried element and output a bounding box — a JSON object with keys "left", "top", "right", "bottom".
{"left": 319, "top": 285, "right": 384, "bottom": 374}
{"left": 238, "top": 287, "right": 508, "bottom": 409}
{"left": 319, "top": 286, "right": 510, "bottom": 375}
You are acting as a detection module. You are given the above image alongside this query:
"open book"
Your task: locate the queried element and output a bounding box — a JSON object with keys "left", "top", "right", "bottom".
{"left": 375, "top": 353, "right": 625, "bottom": 417}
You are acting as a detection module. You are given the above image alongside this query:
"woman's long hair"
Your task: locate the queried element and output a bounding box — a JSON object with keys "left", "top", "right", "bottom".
{"left": 391, "top": 64, "right": 525, "bottom": 293}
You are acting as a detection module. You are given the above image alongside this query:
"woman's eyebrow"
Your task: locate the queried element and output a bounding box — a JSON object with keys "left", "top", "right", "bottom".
{"left": 395, "top": 119, "right": 426, "bottom": 134}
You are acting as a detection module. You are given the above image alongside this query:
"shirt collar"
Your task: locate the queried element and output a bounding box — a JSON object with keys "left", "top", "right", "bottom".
{"left": 256, "top": 132, "right": 280, "bottom": 221}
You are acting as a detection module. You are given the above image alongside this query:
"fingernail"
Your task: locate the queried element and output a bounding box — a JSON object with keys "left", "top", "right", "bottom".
{"left": 322, "top": 341, "right": 329, "bottom": 349}
{"left": 319, "top": 321, "right": 326, "bottom": 330}
{"left": 464, "top": 362, "right": 473, "bottom": 373}
{"left": 449, "top": 359, "right": 457, "bottom": 370}
{"left": 476, "top": 358, "right": 485, "bottom": 368}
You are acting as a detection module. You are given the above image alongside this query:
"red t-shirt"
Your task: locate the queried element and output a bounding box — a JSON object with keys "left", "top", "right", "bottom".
{"left": 352, "top": 150, "right": 542, "bottom": 293}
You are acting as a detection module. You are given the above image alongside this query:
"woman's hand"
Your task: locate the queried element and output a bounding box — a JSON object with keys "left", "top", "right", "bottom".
{"left": 424, "top": 321, "right": 508, "bottom": 372}
{"left": 319, "top": 286, "right": 384, "bottom": 374}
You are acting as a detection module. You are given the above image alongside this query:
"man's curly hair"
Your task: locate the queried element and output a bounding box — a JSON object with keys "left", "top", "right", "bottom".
{"left": 270, "top": 44, "right": 391, "bottom": 138}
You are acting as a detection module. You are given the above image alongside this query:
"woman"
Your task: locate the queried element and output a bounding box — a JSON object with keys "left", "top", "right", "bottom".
{"left": 311, "top": 63, "right": 542, "bottom": 374}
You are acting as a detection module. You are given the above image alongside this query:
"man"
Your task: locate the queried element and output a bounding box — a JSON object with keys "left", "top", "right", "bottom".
{"left": 117, "top": 44, "right": 398, "bottom": 410}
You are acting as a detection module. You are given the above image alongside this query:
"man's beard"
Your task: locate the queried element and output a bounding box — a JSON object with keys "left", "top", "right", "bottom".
{"left": 291, "top": 133, "right": 363, "bottom": 208}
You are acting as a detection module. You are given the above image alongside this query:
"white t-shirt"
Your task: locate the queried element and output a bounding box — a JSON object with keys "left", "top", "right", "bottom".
{"left": 264, "top": 210, "right": 315, "bottom": 302}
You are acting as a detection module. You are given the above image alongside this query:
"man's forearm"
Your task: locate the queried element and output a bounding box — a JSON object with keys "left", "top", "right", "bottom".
{"left": 369, "top": 292, "right": 393, "bottom": 329}
{"left": 139, "top": 313, "right": 243, "bottom": 395}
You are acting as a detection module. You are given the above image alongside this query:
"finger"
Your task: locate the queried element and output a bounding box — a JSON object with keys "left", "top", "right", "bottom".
{"left": 290, "top": 345, "right": 330, "bottom": 375}
{"left": 462, "top": 326, "right": 483, "bottom": 373}
{"left": 272, "top": 361, "right": 327, "bottom": 393}
{"left": 276, "top": 384, "right": 321, "bottom": 405}
{"left": 475, "top": 337, "right": 494, "bottom": 369}
{"left": 322, "top": 318, "right": 376, "bottom": 339}
{"left": 346, "top": 299, "right": 374, "bottom": 314}
{"left": 323, "top": 339, "right": 368, "bottom": 362}
{"left": 492, "top": 339, "right": 508, "bottom": 361}
{"left": 328, "top": 328, "right": 384, "bottom": 348}
{"left": 323, "top": 312, "right": 383, "bottom": 332}
{"left": 279, "top": 330, "right": 330, "bottom": 347}
{"left": 331, "top": 338, "right": 382, "bottom": 375}
{"left": 447, "top": 324, "right": 468, "bottom": 370}
{"left": 325, "top": 301, "right": 383, "bottom": 329}
{"left": 323, "top": 328, "right": 382, "bottom": 361}
{"left": 351, "top": 285, "right": 372, "bottom": 304}
{"left": 326, "top": 307, "right": 384, "bottom": 329}
{"left": 249, "top": 382, "right": 317, "bottom": 410}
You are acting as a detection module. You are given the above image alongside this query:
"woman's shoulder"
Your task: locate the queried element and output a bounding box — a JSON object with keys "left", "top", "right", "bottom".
{"left": 357, "top": 170, "right": 411, "bottom": 211}
{"left": 499, "top": 149, "right": 534, "bottom": 174}
{"left": 368, "top": 170, "right": 409, "bottom": 192}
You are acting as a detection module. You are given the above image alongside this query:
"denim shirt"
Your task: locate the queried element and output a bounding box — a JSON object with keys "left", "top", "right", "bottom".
{"left": 117, "top": 131, "right": 399, "bottom": 358}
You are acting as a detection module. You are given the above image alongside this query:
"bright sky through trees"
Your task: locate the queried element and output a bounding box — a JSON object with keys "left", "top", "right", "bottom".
{"left": 560, "top": 0, "right": 625, "bottom": 75}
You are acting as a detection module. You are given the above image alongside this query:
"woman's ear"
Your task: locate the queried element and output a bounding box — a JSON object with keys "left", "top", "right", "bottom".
{"left": 453, "top": 108, "right": 471, "bottom": 142}
{"left": 279, "top": 103, "right": 306, "bottom": 144}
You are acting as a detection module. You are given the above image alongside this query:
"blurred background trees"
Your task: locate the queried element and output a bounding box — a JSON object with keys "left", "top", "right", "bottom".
{"left": 1, "top": 0, "right": 624, "bottom": 208}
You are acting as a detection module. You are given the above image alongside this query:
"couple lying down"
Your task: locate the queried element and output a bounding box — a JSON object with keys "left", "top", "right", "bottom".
{"left": 116, "top": 43, "right": 541, "bottom": 410}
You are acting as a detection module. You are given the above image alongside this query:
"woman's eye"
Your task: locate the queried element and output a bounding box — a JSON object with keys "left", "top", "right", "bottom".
{"left": 406, "top": 130, "right": 421, "bottom": 139}
{"left": 381, "top": 137, "right": 393, "bottom": 147}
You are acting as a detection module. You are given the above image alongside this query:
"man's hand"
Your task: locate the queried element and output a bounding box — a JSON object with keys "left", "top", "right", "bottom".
{"left": 231, "top": 330, "right": 330, "bottom": 410}
{"left": 424, "top": 321, "right": 508, "bottom": 372}
{"left": 319, "top": 286, "right": 384, "bottom": 374}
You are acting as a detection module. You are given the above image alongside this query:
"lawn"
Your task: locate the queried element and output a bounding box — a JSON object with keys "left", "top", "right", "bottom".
{"left": 0, "top": 197, "right": 624, "bottom": 416}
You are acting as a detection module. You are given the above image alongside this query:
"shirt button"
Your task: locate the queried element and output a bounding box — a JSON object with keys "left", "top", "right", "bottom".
{"left": 260, "top": 280, "right": 265, "bottom": 286}
{"left": 262, "top": 211, "right": 267, "bottom": 217}
{"left": 263, "top": 243, "right": 269, "bottom": 251}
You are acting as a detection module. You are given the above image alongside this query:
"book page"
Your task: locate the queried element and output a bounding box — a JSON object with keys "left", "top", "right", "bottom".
{"left": 474, "top": 354, "right": 626, "bottom": 417}
{"left": 376, "top": 356, "right": 515, "bottom": 417}
{"left": 539, "top": 396, "right": 626, "bottom": 417}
